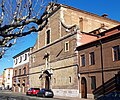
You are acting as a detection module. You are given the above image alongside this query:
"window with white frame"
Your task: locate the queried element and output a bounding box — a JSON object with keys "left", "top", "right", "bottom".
{"left": 14, "top": 59, "right": 16, "bottom": 65}
{"left": 15, "top": 58, "right": 18, "bottom": 65}
{"left": 19, "top": 56, "right": 22, "bottom": 63}
{"left": 24, "top": 54, "right": 27, "bottom": 61}
{"left": 65, "top": 41, "right": 69, "bottom": 52}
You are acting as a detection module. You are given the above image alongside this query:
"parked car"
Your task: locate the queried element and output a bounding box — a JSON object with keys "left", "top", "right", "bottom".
{"left": 26, "top": 88, "right": 40, "bottom": 96}
{"left": 96, "top": 92, "right": 120, "bottom": 100}
{"left": 37, "top": 88, "right": 54, "bottom": 98}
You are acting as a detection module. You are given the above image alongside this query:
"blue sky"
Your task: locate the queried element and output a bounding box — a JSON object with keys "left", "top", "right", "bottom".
{"left": 0, "top": 0, "right": 120, "bottom": 75}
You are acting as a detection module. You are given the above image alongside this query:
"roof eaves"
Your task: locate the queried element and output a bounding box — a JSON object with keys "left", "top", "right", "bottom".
{"left": 13, "top": 47, "right": 31, "bottom": 58}
{"left": 60, "top": 4, "right": 120, "bottom": 24}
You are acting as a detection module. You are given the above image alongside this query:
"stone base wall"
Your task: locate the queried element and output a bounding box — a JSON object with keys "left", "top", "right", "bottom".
{"left": 87, "top": 94, "right": 94, "bottom": 99}
{"left": 53, "top": 89, "right": 79, "bottom": 97}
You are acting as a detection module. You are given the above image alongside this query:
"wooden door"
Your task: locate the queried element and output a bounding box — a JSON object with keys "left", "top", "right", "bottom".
{"left": 81, "top": 77, "right": 87, "bottom": 98}
{"left": 45, "top": 76, "right": 50, "bottom": 89}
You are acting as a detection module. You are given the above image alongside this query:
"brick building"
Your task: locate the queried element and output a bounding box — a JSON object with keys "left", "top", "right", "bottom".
{"left": 12, "top": 48, "right": 30, "bottom": 93}
{"left": 29, "top": 3, "right": 120, "bottom": 99}
{"left": 76, "top": 25, "right": 120, "bottom": 98}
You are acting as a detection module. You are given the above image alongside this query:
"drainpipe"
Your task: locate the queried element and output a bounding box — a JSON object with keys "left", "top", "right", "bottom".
{"left": 99, "top": 40, "right": 105, "bottom": 95}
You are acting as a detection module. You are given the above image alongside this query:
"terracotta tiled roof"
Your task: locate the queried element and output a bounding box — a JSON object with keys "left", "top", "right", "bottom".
{"left": 76, "top": 25, "right": 120, "bottom": 50}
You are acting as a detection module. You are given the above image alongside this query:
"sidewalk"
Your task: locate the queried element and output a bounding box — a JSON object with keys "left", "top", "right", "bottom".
{"left": 1, "top": 90, "right": 94, "bottom": 100}
{"left": 54, "top": 96, "right": 95, "bottom": 100}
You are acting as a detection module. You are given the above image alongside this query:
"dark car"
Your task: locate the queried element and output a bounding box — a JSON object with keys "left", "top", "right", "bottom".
{"left": 26, "top": 88, "right": 40, "bottom": 96}
{"left": 37, "top": 88, "right": 54, "bottom": 98}
{"left": 96, "top": 92, "right": 120, "bottom": 100}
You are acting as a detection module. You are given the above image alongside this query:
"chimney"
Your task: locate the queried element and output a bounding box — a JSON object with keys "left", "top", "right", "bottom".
{"left": 101, "top": 14, "right": 108, "bottom": 18}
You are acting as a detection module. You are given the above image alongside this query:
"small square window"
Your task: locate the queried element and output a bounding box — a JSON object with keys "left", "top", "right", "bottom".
{"left": 65, "top": 42, "right": 69, "bottom": 52}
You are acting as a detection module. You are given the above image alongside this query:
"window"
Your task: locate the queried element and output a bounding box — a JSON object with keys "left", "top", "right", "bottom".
{"left": 80, "top": 54, "right": 85, "bottom": 66}
{"left": 8, "top": 74, "right": 10, "bottom": 80}
{"left": 65, "top": 42, "right": 69, "bottom": 52}
{"left": 91, "top": 76, "right": 96, "bottom": 90}
{"left": 89, "top": 52, "right": 95, "bottom": 65}
{"left": 14, "top": 59, "right": 16, "bottom": 65}
{"left": 15, "top": 70, "right": 17, "bottom": 76}
{"left": 23, "top": 67, "right": 26, "bottom": 75}
{"left": 19, "top": 69, "right": 21, "bottom": 75}
{"left": 24, "top": 54, "right": 27, "bottom": 61}
{"left": 112, "top": 46, "right": 120, "bottom": 61}
{"left": 15, "top": 58, "right": 18, "bottom": 65}
{"left": 19, "top": 56, "right": 22, "bottom": 63}
{"left": 46, "top": 30, "right": 50, "bottom": 44}
{"left": 18, "top": 80, "right": 20, "bottom": 83}
{"left": 69, "top": 76, "right": 72, "bottom": 83}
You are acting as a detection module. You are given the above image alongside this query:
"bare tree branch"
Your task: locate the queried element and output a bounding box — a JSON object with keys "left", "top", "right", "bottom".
{"left": 0, "top": 0, "right": 57, "bottom": 58}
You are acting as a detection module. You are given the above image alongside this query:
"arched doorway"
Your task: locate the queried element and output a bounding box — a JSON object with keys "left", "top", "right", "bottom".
{"left": 81, "top": 77, "right": 87, "bottom": 98}
{"left": 7, "top": 85, "right": 9, "bottom": 90}
{"left": 17, "top": 84, "right": 21, "bottom": 92}
{"left": 22, "top": 83, "right": 25, "bottom": 93}
{"left": 45, "top": 76, "right": 50, "bottom": 89}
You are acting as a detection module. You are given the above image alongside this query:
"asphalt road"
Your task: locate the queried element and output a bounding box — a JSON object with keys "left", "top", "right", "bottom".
{"left": 0, "top": 90, "right": 67, "bottom": 100}
{"left": 0, "top": 90, "right": 94, "bottom": 100}
{"left": 0, "top": 91, "right": 58, "bottom": 100}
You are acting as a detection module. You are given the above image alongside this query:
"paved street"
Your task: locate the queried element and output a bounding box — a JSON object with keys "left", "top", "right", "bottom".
{"left": 0, "top": 90, "right": 94, "bottom": 100}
